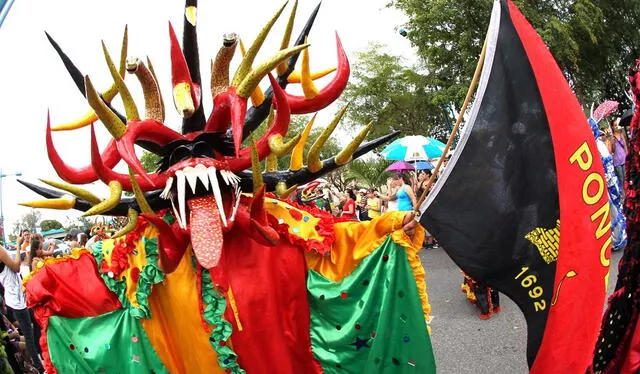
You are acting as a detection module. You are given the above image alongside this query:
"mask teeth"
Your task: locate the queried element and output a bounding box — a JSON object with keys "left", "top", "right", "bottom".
{"left": 231, "top": 183, "right": 241, "bottom": 222}
{"left": 195, "top": 164, "right": 210, "bottom": 191}
{"left": 183, "top": 166, "right": 199, "bottom": 193}
{"left": 176, "top": 170, "right": 188, "bottom": 229}
{"left": 220, "top": 169, "right": 231, "bottom": 186}
{"left": 170, "top": 193, "right": 185, "bottom": 229}
{"left": 207, "top": 166, "right": 228, "bottom": 227}
{"left": 160, "top": 177, "right": 174, "bottom": 199}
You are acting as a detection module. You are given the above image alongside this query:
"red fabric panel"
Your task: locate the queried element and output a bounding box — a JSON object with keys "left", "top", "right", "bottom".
{"left": 25, "top": 252, "right": 122, "bottom": 373}
{"left": 211, "top": 228, "right": 322, "bottom": 374}
{"left": 508, "top": 1, "right": 610, "bottom": 372}
{"left": 26, "top": 252, "right": 122, "bottom": 318}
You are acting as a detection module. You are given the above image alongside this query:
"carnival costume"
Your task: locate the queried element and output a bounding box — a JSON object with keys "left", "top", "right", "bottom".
{"left": 18, "top": 2, "right": 435, "bottom": 373}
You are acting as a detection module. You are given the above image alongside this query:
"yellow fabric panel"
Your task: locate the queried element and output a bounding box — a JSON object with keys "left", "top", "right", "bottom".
{"left": 141, "top": 248, "right": 222, "bottom": 374}
{"left": 100, "top": 226, "right": 157, "bottom": 308}
{"left": 305, "top": 211, "right": 431, "bottom": 323}
{"left": 264, "top": 197, "right": 325, "bottom": 243}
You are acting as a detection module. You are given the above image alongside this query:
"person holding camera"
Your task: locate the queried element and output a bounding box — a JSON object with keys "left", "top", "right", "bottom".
{"left": 15, "top": 230, "right": 32, "bottom": 279}
{"left": 0, "top": 244, "right": 44, "bottom": 373}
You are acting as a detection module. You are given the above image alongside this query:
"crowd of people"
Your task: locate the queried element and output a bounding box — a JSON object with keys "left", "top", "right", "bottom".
{"left": 0, "top": 224, "right": 109, "bottom": 373}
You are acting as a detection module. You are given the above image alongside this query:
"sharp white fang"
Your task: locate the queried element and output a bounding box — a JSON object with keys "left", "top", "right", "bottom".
{"left": 230, "top": 184, "right": 241, "bottom": 222}
{"left": 176, "top": 170, "right": 187, "bottom": 229}
{"left": 220, "top": 170, "right": 231, "bottom": 186}
{"left": 160, "top": 177, "right": 174, "bottom": 199}
{"left": 195, "top": 164, "right": 209, "bottom": 190}
{"left": 170, "top": 197, "right": 185, "bottom": 229}
{"left": 183, "top": 166, "right": 199, "bottom": 193}
{"left": 207, "top": 167, "right": 228, "bottom": 227}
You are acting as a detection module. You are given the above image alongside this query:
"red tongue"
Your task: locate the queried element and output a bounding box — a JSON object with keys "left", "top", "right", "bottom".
{"left": 189, "top": 195, "right": 224, "bottom": 269}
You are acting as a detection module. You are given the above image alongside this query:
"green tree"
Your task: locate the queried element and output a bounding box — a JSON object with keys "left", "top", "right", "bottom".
{"left": 140, "top": 151, "right": 162, "bottom": 173}
{"left": 345, "top": 158, "right": 392, "bottom": 189}
{"left": 341, "top": 43, "right": 450, "bottom": 141}
{"left": 40, "top": 219, "right": 63, "bottom": 232}
{"left": 391, "top": 0, "right": 640, "bottom": 110}
{"left": 11, "top": 210, "right": 42, "bottom": 235}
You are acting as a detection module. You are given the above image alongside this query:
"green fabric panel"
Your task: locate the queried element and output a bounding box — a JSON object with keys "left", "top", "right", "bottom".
{"left": 308, "top": 236, "right": 436, "bottom": 374}
{"left": 47, "top": 309, "right": 168, "bottom": 373}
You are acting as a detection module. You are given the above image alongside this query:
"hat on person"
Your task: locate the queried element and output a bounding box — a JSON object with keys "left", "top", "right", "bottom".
{"left": 358, "top": 188, "right": 367, "bottom": 193}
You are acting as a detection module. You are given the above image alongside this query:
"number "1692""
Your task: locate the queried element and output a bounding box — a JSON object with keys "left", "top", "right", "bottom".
{"left": 515, "top": 266, "right": 546, "bottom": 312}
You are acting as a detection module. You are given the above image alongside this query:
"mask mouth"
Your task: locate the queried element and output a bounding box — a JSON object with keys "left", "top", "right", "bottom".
{"left": 161, "top": 158, "right": 241, "bottom": 231}
{"left": 160, "top": 157, "right": 242, "bottom": 269}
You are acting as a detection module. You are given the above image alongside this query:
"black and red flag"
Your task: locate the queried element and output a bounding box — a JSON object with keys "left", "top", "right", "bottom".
{"left": 419, "top": 0, "right": 611, "bottom": 372}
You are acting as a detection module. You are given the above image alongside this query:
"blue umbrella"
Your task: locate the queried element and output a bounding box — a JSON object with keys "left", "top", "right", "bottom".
{"left": 413, "top": 161, "right": 434, "bottom": 170}
{"left": 380, "top": 135, "right": 446, "bottom": 161}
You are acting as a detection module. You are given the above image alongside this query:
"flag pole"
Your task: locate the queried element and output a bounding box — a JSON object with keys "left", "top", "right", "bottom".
{"left": 415, "top": 37, "right": 488, "bottom": 214}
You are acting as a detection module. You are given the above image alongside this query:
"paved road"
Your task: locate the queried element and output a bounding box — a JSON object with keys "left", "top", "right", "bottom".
{"left": 420, "top": 247, "right": 623, "bottom": 374}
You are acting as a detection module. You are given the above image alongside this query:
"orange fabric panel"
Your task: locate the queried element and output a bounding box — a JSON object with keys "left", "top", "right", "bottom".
{"left": 141, "top": 249, "right": 221, "bottom": 374}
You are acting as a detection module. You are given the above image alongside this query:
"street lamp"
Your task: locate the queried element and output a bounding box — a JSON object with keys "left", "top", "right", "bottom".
{"left": 0, "top": 169, "right": 22, "bottom": 246}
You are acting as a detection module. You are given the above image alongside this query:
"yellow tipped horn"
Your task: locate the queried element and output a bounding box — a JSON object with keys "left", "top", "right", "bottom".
{"left": 250, "top": 138, "right": 264, "bottom": 194}
{"left": 52, "top": 26, "right": 128, "bottom": 131}
{"left": 102, "top": 41, "right": 139, "bottom": 121}
{"left": 290, "top": 114, "right": 316, "bottom": 171}
{"left": 127, "top": 57, "right": 164, "bottom": 122}
{"left": 52, "top": 111, "right": 98, "bottom": 132}
{"left": 266, "top": 153, "right": 278, "bottom": 172}
{"left": 85, "top": 76, "right": 127, "bottom": 139}
{"left": 277, "top": 0, "right": 298, "bottom": 75}
{"left": 335, "top": 121, "right": 374, "bottom": 165}
{"left": 112, "top": 208, "right": 139, "bottom": 239}
{"left": 19, "top": 195, "right": 76, "bottom": 210}
{"left": 211, "top": 34, "right": 238, "bottom": 97}
{"left": 269, "top": 134, "right": 301, "bottom": 157}
{"left": 83, "top": 181, "right": 123, "bottom": 216}
{"left": 100, "top": 24, "right": 130, "bottom": 101}
{"left": 307, "top": 104, "right": 349, "bottom": 172}
{"left": 236, "top": 39, "right": 268, "bottom": 105}
{"left": 276, "top": 182, "right": 297, "bottom": 199}
{"left": 39, "top": 179, "right": 101, "bottom": 205}
{"left": 128, "top": 167, "right": 154, "bottom": 214}
{"left": 231, "top": 2, "right": 289, "bottom": 87}
{"left": 300, "top": 39, "right": 319, "bottom": 99}
{"left": 287, "top": 67, "right": 337, "bottom": 83}
{"left": 237, "top": 43, "right": 309, "bottom": 98}
{"left": 173, "top": 82, "right": 195, "bottom": 118}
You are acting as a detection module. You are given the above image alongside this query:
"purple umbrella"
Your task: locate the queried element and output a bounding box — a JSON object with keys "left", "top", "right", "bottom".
{"left": 385, "top": 161, "right": 414, "bottom": 172}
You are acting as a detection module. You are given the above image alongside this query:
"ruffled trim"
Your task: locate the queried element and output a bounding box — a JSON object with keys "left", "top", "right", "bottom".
{"left": 266, "top": 200, "right": 337, "bottom": 255}
{"left": 99, "top": 219, "right": 149, "bottom": 277}
{"left": 94, "top": 226, "right": 165, "bottom": 319}
{"left": 199, "top": 265, "right": 245, "bottom": 373}
{"left": 130, "top": 237, "right": 164, "bottom": 319}
{"left": 22, "top": 248, "right": 91, "bottom": 286}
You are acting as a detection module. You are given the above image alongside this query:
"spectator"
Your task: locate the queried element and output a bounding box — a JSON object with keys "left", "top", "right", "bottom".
{"left": 15, "top": 230, "right": 31, "bottom": 279}
{"left": 0, "top": 244, "right": 44, "bottom": 373}
{"left": 366, "top": 189, "right": 382, "bottom": 220}
{"left": 339, "top": 189, "right": 358, "bottom": 221}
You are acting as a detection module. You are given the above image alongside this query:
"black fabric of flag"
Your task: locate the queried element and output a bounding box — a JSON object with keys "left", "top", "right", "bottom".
{"left": 419, "top": 1, "right": 559, "bottom": 366}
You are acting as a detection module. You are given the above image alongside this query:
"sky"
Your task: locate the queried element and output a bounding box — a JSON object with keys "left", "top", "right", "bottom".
{"left": 0, "top": 0, "right": 416, "bottom": 233}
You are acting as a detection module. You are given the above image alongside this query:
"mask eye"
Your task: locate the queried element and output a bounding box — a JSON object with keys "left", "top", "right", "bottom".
{"left": 169, "top": 145, "right": 192, "bottom": 166}
{"left": 192, "top": 141, "right": 214, "bottom": 158}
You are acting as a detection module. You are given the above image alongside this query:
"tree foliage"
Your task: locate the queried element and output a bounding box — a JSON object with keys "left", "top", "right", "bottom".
{"left": 11, "top": 210, "right": 41, "bottom": 235}
{"left": 341, "top": 43, "right": 451, "bottom": 141}
{"left": 344, "top": 158, "right": 392, "bottom": 189}
{"left": 140, "top": 151, "right": 162, "bottom": 173}
{"left": 40, "top": 219, "right": 63, "bottom": 232}
{"left": 391, "top": 0, "right": 640, "bottom": 110}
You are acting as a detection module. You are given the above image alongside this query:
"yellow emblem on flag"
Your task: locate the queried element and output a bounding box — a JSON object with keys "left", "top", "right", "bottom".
{"left": 525, "top": 220, "right": 560, "bottom": 264}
